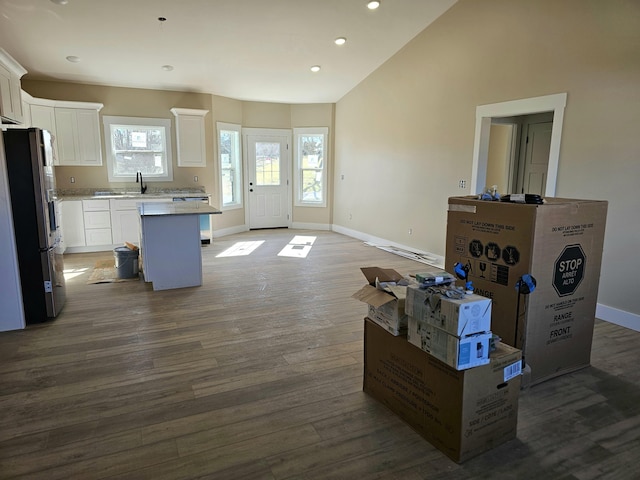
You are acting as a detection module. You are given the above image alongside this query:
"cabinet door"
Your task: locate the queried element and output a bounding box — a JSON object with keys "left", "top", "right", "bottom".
{"left": 30, "top": 105, "right": 60, "bottom": 164}
{"left": 176, "top": 115, "right": 206, "bottom": 167}
{"left": 76, "top": 109, "right": 102, "bottom": 165}
{"left": 111, "top": 209, "right": 141, "bottom": 246}
{"left": 85, "top": 228, "right": 113, "bottom": 246}
{"left": 0, "top": 66, "right": 12, "bottom": 119}
{"left": 171, "top": 108, "right": 208, "bottom": 167}
{"left": 61, "top": 200, "right": 86, "bottom": 247}
{"left": 83, "top": 210, "right": 111, "bottom": 229}
{"left": 0, "top": 64, "right": 22, "bottom": 123}
{"left": 55, "top": 108, "right": 79, "bottom": 165}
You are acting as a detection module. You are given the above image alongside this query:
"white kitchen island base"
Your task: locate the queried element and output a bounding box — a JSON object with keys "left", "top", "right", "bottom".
{"left": 138, "top": 202, "right": 221, "bottom": 291}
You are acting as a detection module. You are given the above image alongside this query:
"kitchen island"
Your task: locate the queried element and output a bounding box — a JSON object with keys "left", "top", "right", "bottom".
{"left": 138, "top": 201, "right": 221, "bottom": 291}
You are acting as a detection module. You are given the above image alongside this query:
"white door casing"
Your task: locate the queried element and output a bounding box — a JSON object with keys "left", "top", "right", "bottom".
{"left": 471, "top": 93, "right": 567, "bottom": 197}
{"left": 243, "top": 128, "right": 291, "bottom": 229}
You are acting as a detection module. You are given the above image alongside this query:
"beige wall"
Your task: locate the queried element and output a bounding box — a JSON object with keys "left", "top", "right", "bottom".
{"left": 21, "top": 82, "right": 334, "bottom": 232}
{"left": 486, "top": 124, "right": 513, "bottom": 193}
{"left": 333, "top": 0, "right": 640, "bottom": 320}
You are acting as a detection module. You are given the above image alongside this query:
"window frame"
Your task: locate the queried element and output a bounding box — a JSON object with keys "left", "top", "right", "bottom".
{"left": 293, "top": 127, "right": 328, "bottom": 207}
{"left": 217, "top": 122, "right": 243, "bottom": 210}
{"left": 102, "top": 115, "right": 173, "bottom": 182}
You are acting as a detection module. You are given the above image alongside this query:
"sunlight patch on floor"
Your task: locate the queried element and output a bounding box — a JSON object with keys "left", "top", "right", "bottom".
{"left": 216, "top": 240, "right": 265, "bottom": 257}
{"left": 277, "top": 235, "right": 317, "bottom": 258}
{"left": 64, "top": 267, "right": 89, "bottom": 281}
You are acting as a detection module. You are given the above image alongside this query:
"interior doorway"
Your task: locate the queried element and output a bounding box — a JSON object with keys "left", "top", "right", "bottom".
{"left": 486, "top": 112, "right": 553, "bottom": 195}
{"left": 471, "top": 93, "right": 567, "bottom": 197}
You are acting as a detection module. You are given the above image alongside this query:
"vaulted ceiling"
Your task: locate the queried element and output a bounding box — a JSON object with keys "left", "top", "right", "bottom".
{"left": 0, "top": 0, "right": 456, "bottom": 103}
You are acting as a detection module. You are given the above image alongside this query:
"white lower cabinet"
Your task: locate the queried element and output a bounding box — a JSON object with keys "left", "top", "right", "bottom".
{"left": 82, "top": 199, "right": 112, "bottom": 247}
{"left": 62, "top": 197, "right": 175, "bottom": 252}
{"left": 60, "top": 200, "right": 85, "bottom": 248}
{"left": 111, "top": 199, "right": 142, "bottom": 246}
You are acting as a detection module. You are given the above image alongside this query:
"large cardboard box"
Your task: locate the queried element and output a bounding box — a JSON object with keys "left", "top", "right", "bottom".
{"left": 407, "top": 316, "right": 491, "bottom": 370}
{"left": 406, "top": 284, "right": 492, "bottom": 337}
{"left": 445, "top": 197, "right": 607, "bottom": 385}
{"left": 352, "top": 267, "right": 410, "bottom": 336}
{"left": 364, "top": 319, "right": 522, "bottom": 463}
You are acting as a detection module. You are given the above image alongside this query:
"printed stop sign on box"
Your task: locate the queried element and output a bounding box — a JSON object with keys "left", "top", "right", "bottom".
{"left": 553, "top": 244, "right": 586, "bottom": 296}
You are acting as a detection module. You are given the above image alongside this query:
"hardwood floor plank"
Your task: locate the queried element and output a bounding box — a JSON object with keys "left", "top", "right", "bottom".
{"left": 0, "top": 230, "right": 638, "bottom": 479}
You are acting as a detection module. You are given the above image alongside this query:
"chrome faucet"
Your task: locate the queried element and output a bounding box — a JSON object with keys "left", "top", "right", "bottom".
{"left": 136, "top": 171, "right": 147, "bottom": 194}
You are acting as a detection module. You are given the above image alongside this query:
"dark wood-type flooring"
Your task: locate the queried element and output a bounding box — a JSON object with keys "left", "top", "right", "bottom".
{"left": 1, "top": 229, "right": 639, "bottom": 479}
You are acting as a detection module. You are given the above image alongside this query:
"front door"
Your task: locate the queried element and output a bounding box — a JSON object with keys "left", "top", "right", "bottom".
{"left": 244, "top": 129, "right": 291, "bottom": 229}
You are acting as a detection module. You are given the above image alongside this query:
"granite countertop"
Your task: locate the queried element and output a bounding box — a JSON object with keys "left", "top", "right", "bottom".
{"left": 138, "top": 201, "right": 222, "bottom": 216}
{"left": 58, "top": 188, "right": 209, "bottom": 200}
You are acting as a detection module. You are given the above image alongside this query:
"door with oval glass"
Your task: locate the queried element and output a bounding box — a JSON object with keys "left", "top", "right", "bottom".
{"left": 244, "top": 129, "right": 291, "bottom": 229}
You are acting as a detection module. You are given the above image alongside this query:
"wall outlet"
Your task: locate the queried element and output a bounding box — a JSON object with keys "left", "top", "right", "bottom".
{"left": 459, "top": 179, "right": 467, "bottom": 189}
{"left": 70, "top": 176, "right": 75, "bottom": 183}
{"left": 408, "top": 228, "right": 413, "bottom": 235}
{"left": 194, "top": 176, "right": 198, "bottom": 183}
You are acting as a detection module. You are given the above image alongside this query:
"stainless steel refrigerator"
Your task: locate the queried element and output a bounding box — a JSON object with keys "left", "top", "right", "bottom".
{"left": 3, "top": 128, "right": 66, "bottom": 323}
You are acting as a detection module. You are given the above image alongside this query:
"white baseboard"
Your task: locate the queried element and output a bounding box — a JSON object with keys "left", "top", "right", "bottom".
{"left": 212, "top": 225, "right": 249, "bottom": 238}
{"left": 291, "top": 222, "right": 331, "bottom": 231}
{"left": 331, "top": 224, "right": 445, "bottom": 269}
{"left": 596, "top": 304, "right": 640, "bottom": 332}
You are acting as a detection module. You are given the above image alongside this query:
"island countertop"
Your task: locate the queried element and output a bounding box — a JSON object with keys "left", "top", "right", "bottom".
{"left": 138, "top": 201, "right": 222, "bottom": 216}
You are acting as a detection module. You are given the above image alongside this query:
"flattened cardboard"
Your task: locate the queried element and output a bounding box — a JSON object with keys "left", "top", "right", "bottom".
{"left": 363, "top": 318, "right": 521, "bottom": 463}
{"left": 360, "top": 267, "right": 403, "bottom": 285}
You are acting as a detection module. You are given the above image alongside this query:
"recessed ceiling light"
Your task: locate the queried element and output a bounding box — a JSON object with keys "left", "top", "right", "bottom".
{"left": 65, "top": 56, "right": 81, "bottom": 63}
{"left": 50, "top": 0, "right": 69, "bottom": 5}
{"left": 310, "top": 65, "right": 321, "bottom": 73}
{"left": 367, "top": 1, "right": 381, "bottom": 10}
{"left": 161, "top": 65, "right": 174, "bottom": 71}
{"left": 334, "top": 37, "right": 347, "bottom": 46}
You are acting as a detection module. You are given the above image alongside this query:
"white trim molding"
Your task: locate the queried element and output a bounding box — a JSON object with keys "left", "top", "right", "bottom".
{"left": 597, "top": 304, "right": 640, "bottom": 332}
{"left": 471, "top": 93, "right": 567, "bottom": 196}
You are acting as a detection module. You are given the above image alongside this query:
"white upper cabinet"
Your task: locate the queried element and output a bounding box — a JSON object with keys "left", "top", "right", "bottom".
{"left": 24, "top": 97, "right": 103, "bottom": 166}
{"left": 0, "top": 48, "right": 27, "bottom": 125}
{"left": 171, "top": 108, "right": 209, "bottom": 167}
{"left": 55, "top": 105, "right": 103, "bottom": 166}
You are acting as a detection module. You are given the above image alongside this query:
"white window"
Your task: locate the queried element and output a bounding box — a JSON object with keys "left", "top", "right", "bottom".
{"left": 103, "top": 116, "right": 173, "bottom": 182}
{"left": 294, "top": 127, "right": 328, "bottom": 207}
{"left": 217, "top": 122, "right": 243, "bottom": 209}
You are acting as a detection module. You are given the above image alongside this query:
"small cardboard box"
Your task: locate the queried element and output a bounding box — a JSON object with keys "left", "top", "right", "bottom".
{"left": 364, "top": 319, "right": 522, "bottom": 463}
{"left": 445, "top": 197, "right": 607, "bottom": 385}
{"left": 352, "top": 267, "right": 408, "bottom": 336}
{"left": 406, "top": 284, "right": 492, "bottom": 337}
{"left": 407, "top": 316, "right": 491, "bottom": 370}
{"left": 367, "top": 305, "right": 407, "bottom": 336}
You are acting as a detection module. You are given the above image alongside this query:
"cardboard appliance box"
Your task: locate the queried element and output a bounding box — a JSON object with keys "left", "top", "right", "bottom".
{"left": 407, "top": 316, "right": 491, "bottom": 370}
{"left": 364, "top": 318, "right": 522, "bottom": 463}
{"left": 445, "top": 197, "right": 607, "bottom": 385}
{"left": 352, "top": 267, "right": 409, "bottom": 336}
{"left": 406, "top": 284, "right": 492, "bottom": 337}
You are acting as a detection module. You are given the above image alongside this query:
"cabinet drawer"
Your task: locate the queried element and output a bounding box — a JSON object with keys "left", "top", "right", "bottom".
{"left": 83, "top": 210, "right": 111, "bottom": 229}
{"left": 110, "top": 198, "right": 140, "bottom": 210}
{"left": 85, "top": 228, "right": 113, "bottom": 246}
{"left": 83, "top": 199, "right": 110, "bottom": 211}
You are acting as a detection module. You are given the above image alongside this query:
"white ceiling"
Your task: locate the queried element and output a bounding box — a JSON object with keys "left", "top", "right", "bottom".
{"left": 0, "top": 0, "right": 456, "bottom": 104}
